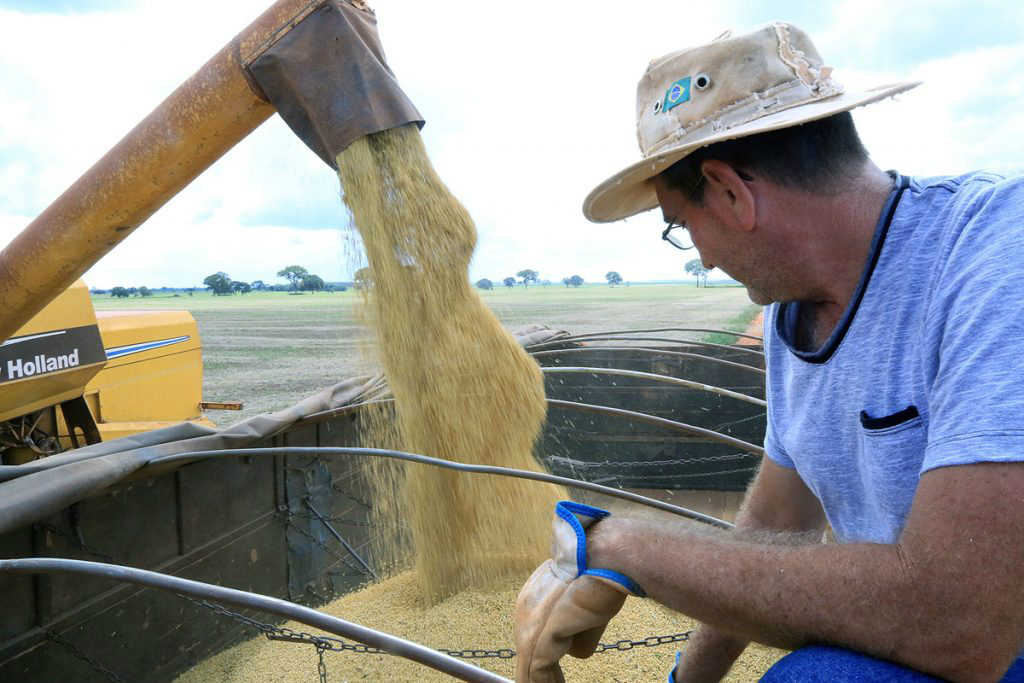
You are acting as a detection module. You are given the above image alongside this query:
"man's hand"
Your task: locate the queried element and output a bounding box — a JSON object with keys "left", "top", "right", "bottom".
{"left": 514, "top": 501, "right": 643, "bottom": 683}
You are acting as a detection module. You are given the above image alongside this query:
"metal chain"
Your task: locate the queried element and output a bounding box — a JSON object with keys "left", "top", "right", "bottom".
{"left": 437, "top": 647, "right": 516, "bottom": 660}
{"left": 710, "top": 411, "right": 766, "bottom": 432}
{"left": 330, "top": 485, "right": 374, "bottom": 510}
{"left": 543, "top": 452, "right": 753, "bottom": 469}
{"left": 593, "top": 631, "right": 691, "bottom": 653}
{"left": 44, "top": 504, "right": 693, "bottom": 670}
{"left": 39, "top": 526, "right": 132, "bottom": 682}
{"left": 277, "top": 512, "right": 373, "bottom": 579}
{"left": 282, "top": 509, "right": 406, "bottom": 531}
{"left": 46, "top": 630, "right": 127, "bottom": 683}
{"left": 317, "top": 644, "right": 328, "bottom": 683}
{"left": 285, "top": 511, "right": 378, "bottom": 528}
{"left": 40, "top": 523, "right": 119, "bottom": 564}
{"left": 187, "top": 593, "right": 691, "bottom": 660}
{"left": 608, "top": 466, "right": 759, "bottom": 481}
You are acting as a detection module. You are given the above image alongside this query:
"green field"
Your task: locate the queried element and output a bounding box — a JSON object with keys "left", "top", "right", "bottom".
{"left": 92, "top": 284, "right": 757, "bottom": 426}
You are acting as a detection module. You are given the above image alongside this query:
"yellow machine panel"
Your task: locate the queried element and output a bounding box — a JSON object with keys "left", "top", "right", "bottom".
{"left": 86, "top": 309, "right": 206, "bottom": 439}
{"left": 0, "top": 282, "right": 107, "bottom": 422}
{"left": 0, "top": 282, "right": 211, "bottom": 462}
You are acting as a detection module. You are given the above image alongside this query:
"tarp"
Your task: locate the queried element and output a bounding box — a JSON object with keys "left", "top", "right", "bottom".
{"left": 512, "top": 324, "right": 572, "bottom": 349}
{"left": 0, "top": 325, "right": 569, "bottom": 537}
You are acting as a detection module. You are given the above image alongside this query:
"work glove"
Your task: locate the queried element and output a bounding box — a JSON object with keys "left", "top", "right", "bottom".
{"left": 515, "top": 501, "right": 644, "bottom": 683}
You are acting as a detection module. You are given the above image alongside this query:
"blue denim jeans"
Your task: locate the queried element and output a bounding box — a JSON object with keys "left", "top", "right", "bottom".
{"left": 760, "top": 645, "right": 1024, "bottom": 682}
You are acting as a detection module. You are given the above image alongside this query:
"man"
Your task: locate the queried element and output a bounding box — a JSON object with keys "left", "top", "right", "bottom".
{"left": 515, "top": 23, "right": 1024, "bottom": 683}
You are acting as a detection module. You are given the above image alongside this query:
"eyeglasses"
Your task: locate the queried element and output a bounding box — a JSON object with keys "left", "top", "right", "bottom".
{"left": 659, "top": 169, "right": 753, "bottom": 251}
{"left": 661, "top": 221, "right": 694, "bottom": 250}
{"left": 660, "top": 174, "right": 704, "bottom": 251}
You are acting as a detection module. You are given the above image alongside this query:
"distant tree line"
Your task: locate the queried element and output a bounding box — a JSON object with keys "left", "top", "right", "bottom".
{"left": 562, "top": 275, "right": 584, "bottom": 288}
{"left": 199, "top": 265, "right": 344, "bottom": 296}
{"left": 94, "top": 286, "right": 196, "bottom": 297}
{"left": 473, "top": 270, "right": 625, "bottom": 291}
{"left": 95, "top": 264, "right": 350, "bottom": 299}
{"left": 107, "top": 286, "right": 153, "bottom": 298}
{"left": 98, "top": 264, "right": 636, "bottom": 299}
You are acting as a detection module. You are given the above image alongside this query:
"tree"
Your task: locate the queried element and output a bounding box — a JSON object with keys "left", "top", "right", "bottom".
{"left": 503, "top": 277, "right": 516, "bottom": 289}
{"left": 541, "top": 279, "right": 552, "bottom": 287}
{"left": 203, "top": 272, "right": 234, "bottom": 296}
{"left": 251, "top": 280, "right": 266, "bottom": 291}
{"left": 299, "top": 273, "right": 325, "bottom": 292}
{"left": 476, "top": 278, "right": 493, "bottom": 290}
{"left": 562, "top": 277, "right": 571, "bottom": 288}
{"left": 277, "top": 265, "right": 309, "bottom": 291}
{"left": 569, "top": 275, "right": 584, "bottom": 288}
{"left": 354, "top": 267, "right": 372, "bottom": 289}
{"left": 685, "top": 259, "right": 709, "bottom": 287}
{"left": 138, "top": 286, "right": 152, "bottom": 297}
{"left": 605, "top": 271, "right": 623, "bottom": 287}
{"left": 516, "top": 269, "right": 539, "bottom": 289}
{"left": 232, "top": 280, "right": 252, "bottom": 294}
{"left": 110, "top": 286, "right": 130, "bottom": 298}
{"left": 127, "top": 287, "right": 139, "bottom": 297}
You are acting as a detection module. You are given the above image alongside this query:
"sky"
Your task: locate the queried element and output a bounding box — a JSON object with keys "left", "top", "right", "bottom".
{"left": 1, "top": 0, "right": 1023, "bottom": 289}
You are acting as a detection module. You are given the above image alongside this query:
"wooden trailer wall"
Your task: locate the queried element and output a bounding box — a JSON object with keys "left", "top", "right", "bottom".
{"left": 0, "top": 344, "right": 764, "bottom": 683}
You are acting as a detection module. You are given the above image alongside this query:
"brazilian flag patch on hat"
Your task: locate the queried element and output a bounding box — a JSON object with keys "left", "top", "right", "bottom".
{"left": 663, "top": 76, "right": 691, "bottom": 113}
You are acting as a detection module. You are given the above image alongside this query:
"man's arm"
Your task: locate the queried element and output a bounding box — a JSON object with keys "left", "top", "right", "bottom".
{"left": 589, "top": 461, "right": 1024, "bottom": 683}
{"left": 673, "top": 459, "right": 827, "bottom": 683}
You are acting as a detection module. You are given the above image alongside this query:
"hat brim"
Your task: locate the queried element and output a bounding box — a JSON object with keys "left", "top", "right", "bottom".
{"left": 582, "top": 81, "right": 921, "bottom": 223}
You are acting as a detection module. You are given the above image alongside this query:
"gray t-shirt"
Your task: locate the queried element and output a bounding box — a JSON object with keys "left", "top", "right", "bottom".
{"left": 764, "top": 170, "right": 1024, "bottom": 543}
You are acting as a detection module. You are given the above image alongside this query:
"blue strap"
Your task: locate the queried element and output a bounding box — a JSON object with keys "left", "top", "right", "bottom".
{"left": 582, "top": 568, "right": 645, "bottom": 596}
{"left": 554, "top": 500, "right": 646, "bottom": 596}
{"left": 667, "top": 651, "right": 681, "bottom": 683}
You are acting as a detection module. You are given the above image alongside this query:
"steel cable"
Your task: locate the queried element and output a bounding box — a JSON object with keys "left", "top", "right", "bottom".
{"left": 148, "top": 447, "right": 735, "bottom": 529}
{"left": 540, "top": 366, "right": 766, "bottom": 406}
{"left": 526, "top": 335, "right": 765, "bottom": 358}
{"left": 530, "top": 346, "right": 765, "bottom": 376}
{"left": 529, "top": 326, "right": 763, "bottom": 343}
{"left": 0, "top": 558, "right": 512, "bottom": 683}
{"left": 295, "top": 398, "right": 764, "bottom": 457}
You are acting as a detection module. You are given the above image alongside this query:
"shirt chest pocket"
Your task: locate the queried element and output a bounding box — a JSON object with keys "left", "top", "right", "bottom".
{"left": 856, "top": 405, "right": 928, "bottom": 539}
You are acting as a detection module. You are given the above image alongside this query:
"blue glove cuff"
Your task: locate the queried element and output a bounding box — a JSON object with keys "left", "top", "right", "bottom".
{"left": 667, "top": 651, "right": 681, "bottom": 683}
{"left": 555, "top": 500, "right": 646, "bottom": 597}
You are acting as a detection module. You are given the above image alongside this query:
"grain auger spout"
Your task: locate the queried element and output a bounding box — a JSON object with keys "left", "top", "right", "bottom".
{"left": 0, "top": 0, "right": 421, "bottom": 345}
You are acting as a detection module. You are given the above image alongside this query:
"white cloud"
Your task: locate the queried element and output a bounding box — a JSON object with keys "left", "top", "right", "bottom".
{"left": 851, "top": 43, "right": 1024, "bottom": 176}
{"left": 2, "top": 0, "right": 1023, "bottom": 288}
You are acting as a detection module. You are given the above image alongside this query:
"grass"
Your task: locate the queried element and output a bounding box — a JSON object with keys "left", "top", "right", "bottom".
{"left": 702, "top": 303, "right": 763, "bottom": 345}
{"left": 92, "top": 284, "right": 754, "bottom": 426}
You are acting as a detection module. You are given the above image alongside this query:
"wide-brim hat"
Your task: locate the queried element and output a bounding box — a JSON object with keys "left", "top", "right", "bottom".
{"left": 583, "top": 23, "right": 921, "bottom": 223}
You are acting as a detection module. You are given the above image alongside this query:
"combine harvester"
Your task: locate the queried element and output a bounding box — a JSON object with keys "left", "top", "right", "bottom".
{"left": 0, "top": 2, "right": 766, "bottom": 681}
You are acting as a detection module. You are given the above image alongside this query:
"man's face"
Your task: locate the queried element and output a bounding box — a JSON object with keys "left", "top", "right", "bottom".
{"left": 652, "top": 175, "right": 797, "bottom": 306}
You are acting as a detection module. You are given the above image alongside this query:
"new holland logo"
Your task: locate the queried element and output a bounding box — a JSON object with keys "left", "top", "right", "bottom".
{"left": 3, "top": 349, "right": 80, "bottom": 380}
{"left": 0, "top": 325, "right": 107, "bottom": 386}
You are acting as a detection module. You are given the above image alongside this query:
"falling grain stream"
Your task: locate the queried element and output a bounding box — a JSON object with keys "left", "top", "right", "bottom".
{"left": 176, "top": 124, "right": 783, "bottom": 681}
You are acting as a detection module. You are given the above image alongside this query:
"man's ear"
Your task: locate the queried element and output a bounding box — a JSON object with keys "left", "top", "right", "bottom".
{"left": 700, "top": 159, "right": 756, "bottom": 232}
